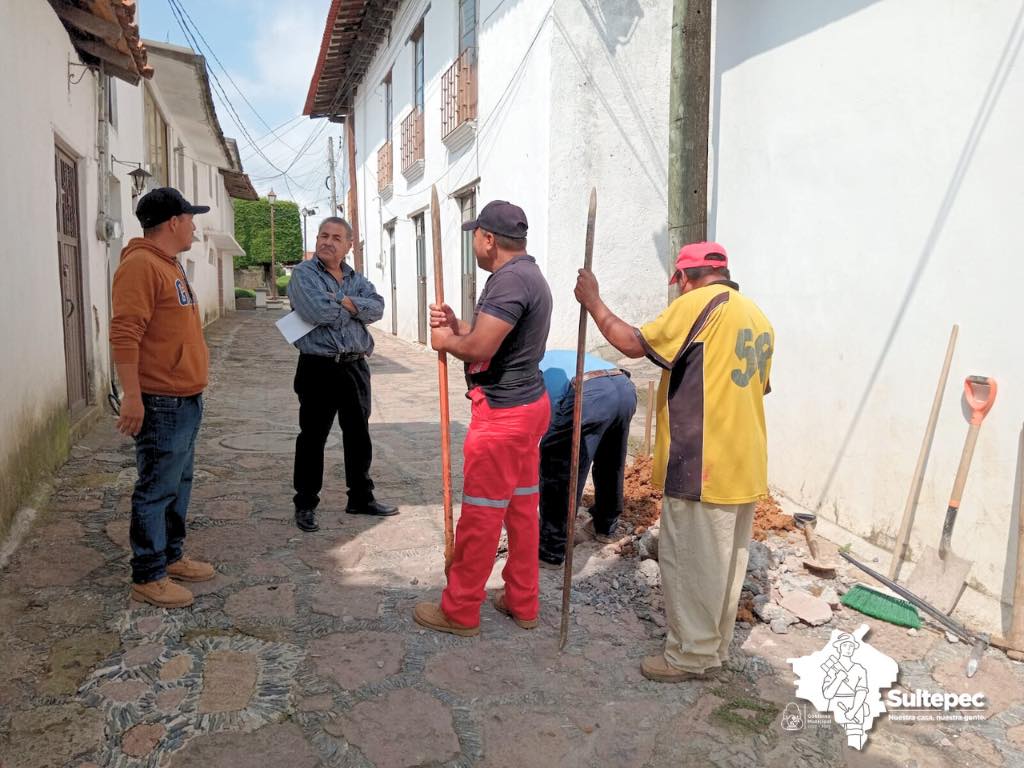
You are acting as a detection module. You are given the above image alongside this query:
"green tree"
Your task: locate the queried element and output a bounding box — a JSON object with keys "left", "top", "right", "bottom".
{"left": 233, "top": 197, "right": 303, "bottom": 269}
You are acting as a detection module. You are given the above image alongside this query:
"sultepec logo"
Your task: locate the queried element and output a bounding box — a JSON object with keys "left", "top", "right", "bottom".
{"left": 787, "top": 624, "right": 899, "bottom": 750}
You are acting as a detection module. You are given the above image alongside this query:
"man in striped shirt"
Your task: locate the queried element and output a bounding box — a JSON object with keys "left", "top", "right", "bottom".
{"left": 575, "top": 242, "right": 774, "bottom": 682}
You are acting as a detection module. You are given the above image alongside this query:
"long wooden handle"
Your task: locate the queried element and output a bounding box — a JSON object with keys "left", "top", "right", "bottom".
{"left": 560, "top": 188, "right": 596, "bottom": 651}
{"left": 1009, "top": 425, "right": 1024, "bottom": 651}
{"left": 888, "top": 324, "right": 957, "bottom": 579}
{"left": 431, "top": 185, "right": 454, "bottom": 575}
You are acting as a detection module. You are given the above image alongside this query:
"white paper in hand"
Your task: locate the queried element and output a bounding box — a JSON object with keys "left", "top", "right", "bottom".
{"left": 276, "top": 311, "right": 317, "bottom": 344}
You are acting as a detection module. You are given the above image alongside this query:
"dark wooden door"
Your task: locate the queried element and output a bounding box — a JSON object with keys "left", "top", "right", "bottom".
{"left": 55, "top": 147, "right": 88, "bottom": 416}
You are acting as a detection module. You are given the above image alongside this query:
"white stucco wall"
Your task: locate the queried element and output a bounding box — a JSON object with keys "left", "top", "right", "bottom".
{"left": 711, "top": 0, "right": 1024, "bottom": 631}
{"left": 0, "top": 0, "right": 108, "bottom": 443}
{"left": 350, "top": 0, "right": 555, "bottom": 347}
{"left": 546, "top": 0, "right": 672, "bottom": 348}
{"left": 346, "top": 0, "right": 670, "bottom": 352}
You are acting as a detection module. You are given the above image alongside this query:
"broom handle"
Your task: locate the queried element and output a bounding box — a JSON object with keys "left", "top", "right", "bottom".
{"left": 430, "top": 185, "right": 455, "bottom": 575}
{"left": 888, "top": 325, "right": 957, "bottom": 579}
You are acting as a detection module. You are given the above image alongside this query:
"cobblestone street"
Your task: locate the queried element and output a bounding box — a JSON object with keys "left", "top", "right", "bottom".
{"left": 2, "top": 310, "right": 1023, "bottom": 768}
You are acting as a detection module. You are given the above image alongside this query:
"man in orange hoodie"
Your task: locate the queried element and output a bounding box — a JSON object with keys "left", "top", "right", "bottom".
{"left": 110, "top": 188, "right": 216, "bottom": 608}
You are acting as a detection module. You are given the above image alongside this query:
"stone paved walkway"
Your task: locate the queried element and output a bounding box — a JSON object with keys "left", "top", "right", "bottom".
{"left": 2, "top": 310, "right": 1023, "bottom": 768}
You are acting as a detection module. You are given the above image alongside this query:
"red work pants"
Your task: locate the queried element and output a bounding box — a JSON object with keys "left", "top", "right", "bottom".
{"left": 441, "top": 387, "right": 551, "bottom": 626}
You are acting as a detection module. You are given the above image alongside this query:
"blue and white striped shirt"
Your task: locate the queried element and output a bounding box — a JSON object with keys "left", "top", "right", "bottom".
{"left": 287, "top": 258, "right": 384, "bottom": 357}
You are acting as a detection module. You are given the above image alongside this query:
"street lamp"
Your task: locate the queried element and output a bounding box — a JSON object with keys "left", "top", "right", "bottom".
{"left": 267, "top": 188, "right": 277, "bottom": 299}
{"left": 301, "top": 206, "right": 317, "bottom": 255}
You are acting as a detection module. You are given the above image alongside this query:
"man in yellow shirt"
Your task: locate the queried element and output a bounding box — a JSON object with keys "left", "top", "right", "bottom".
{"left": 574, "top": 241, "right": 773, "bottom": 682}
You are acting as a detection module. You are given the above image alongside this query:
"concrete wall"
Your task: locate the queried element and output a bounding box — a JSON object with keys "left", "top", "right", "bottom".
{"left": 346, "top": 0, "right": 671, "bottom": 350}
{"left": 546, "top": 0, "right": 672, "bottom": 348}
{"left": 0, "top": 0, "right": 110, "bottom": 536}
{"left": 711, "top": 0, "right": 1024, "bottom": 631}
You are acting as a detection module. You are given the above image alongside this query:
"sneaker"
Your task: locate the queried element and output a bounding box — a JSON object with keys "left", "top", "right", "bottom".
{"left": 492, "top": 589, "right": 539, "bottom": 629}
{"left": 131, "top": 577, "right": 194, "bottom": 609}
{"left": 166, "top": 556, "right": 216, "bottom": 582}
{"left": 413, "top": 602, "right": 480, "bottom": 637}
{"left": 640, "top": 654, "right": 711, "bottom": 683}
{"left": 580, "top": 519, "right": 622, "bottom": 545}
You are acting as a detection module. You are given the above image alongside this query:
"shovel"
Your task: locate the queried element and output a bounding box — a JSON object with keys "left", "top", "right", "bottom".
{"left": 905, "top": 375, "right": 997, "bottom": 613}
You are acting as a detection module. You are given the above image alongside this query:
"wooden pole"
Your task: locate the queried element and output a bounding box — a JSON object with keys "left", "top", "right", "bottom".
{"left": 888, "top": 324, "right": 957, "bottom": 579}
{"left": 560, "top": 188, "right": 597, "bottom": 651}
{"left": 667, "top": 0, "right": 711, "bottom": 303}
{"left": 346, "top": 115, "right": 363, "bottom": 273}
{"left": 643, "top": 380, "right": 655, "bottom": 456}
{"left": 430, "top": 185, "right": 455, "bottom": 574}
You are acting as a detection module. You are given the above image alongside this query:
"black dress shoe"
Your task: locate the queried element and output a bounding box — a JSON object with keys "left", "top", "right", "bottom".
{"left": 345, "top": 500, "right": 398, "bottom": 516}
{"left": 295, "top": 509, "right": 319, "bottom": 532}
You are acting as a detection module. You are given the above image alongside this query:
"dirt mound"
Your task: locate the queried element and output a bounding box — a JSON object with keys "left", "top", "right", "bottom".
{"left": 585, "top": 455, "right": 794, "bottom": 543}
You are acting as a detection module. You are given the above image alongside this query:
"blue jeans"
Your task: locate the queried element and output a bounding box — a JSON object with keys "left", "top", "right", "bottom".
{"left": 130, "top": 393, "right": 203, "bottom": 583}
{"left": 538, "top": 372, "right": 637, "bottom": 563}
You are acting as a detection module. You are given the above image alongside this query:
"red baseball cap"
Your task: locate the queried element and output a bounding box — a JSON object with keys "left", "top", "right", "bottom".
{"left": 669, "top": 241, "right": 729, "bottom": 284}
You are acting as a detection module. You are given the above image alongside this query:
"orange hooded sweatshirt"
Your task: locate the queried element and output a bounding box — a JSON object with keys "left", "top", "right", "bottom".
{"left": 110, "top": 238, "right": 209, "bottom": 396}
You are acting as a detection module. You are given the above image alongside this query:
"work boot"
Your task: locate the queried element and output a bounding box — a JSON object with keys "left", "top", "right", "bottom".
{"left": 492, "top": 589, "right": 539, "bottom": 629}
{"left": 413, "top": 602, "right": 479, "bottom": 637}
{"left": 640, "top": 654, "right": 711, "bottom": 683}
{"left": 131, "top": 577, "right": 194, "bottom": 609}
{"left": 581, "top": 518, "right": 622, "bottom": 545}
{"left": 167, "top": 555, "right": 216, "bottom": 582}
{"left": 295, "top": 508, "right": 319, "bottom": 532}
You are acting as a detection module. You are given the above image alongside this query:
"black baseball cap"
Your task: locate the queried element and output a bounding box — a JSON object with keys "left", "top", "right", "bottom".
{"left": 135, "top": 187, "right": 210, "bottom": 228}
{"left": 461, "top": 200, "right": 528, "bottom": 239}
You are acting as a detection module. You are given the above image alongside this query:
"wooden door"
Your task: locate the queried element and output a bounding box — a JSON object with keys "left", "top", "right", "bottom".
{"left": 414, "top": 214, "right": 427, "bottom": 344}
{"left": 55, "top": 147, "right": 88, "bottom": 416}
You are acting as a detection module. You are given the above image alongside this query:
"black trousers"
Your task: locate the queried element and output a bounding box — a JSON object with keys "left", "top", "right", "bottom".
{"left": 293, "top": 353, "right": 375, "bottom": 511}
{"left": 538, "top": 373, "right": 637, "bottom": 562}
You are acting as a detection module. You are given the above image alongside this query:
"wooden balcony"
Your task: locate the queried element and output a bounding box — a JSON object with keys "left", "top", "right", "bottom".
{"left": 441, "top": 47, "right": 477, "bottom": 143}
{"left": 377, "top": 140, "right": 393, "bottom": 195}
{"left": 401, "top": 108, "right": 424, "bottom": 177}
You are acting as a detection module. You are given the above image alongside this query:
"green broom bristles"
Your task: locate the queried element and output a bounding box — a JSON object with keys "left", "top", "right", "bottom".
{"left": 840, "top": 584, "right": 922, "bottom": 629}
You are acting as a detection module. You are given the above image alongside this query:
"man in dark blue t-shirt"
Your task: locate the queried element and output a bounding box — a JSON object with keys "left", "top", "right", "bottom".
{"left": 414, "top": 200, "right": 552, "bottom": 636}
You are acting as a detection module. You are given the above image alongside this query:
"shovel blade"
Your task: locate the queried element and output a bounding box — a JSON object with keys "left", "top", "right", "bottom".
{"left": 903, "top": 546, "right": 971, "bottom": 614}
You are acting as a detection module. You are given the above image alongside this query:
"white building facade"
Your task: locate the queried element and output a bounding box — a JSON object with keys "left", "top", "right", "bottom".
{"left": 305, "top": 0, "right": 672, "bottom": 348}
{"left": 0, "top": 0, "right": 254, "bottom": 541}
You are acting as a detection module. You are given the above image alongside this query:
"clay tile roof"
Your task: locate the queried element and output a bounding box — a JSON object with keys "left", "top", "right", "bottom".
{"left": 51, "top": 0, "right": 152, "bottom": 84}
{"left": 304, "top": 0, "right": 401, "bottom": 120}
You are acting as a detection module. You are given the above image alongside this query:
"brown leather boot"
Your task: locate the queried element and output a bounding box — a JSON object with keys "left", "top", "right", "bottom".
{"left": 413, "top": 602, "right": 479, "bottom": 637}
{"left": 131, "top": 577, "right": 194, "bottom": 608}
{"left": 492, "top": 589, "right": 539, "bottom": 629}
{"left": 166, "top": 556, "right": 216, "bottom": 583}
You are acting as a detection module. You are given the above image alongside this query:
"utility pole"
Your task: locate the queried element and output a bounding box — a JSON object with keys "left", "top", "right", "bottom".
{"left": 301, "top": 206, "right": 317, "bottom": 255}
{"left": 667, "top": 0, "right": 712, "bottom": 303}
{"left": 346, "top": 114, "right": 363, "bottom": 273}
{"left": 327, "top": 136, "right": 338, "bottom": 216}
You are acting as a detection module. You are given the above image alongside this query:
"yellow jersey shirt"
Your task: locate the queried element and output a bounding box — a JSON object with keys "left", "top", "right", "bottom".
{"left": 638, "top": 281, "right": 773, "bottom": 504}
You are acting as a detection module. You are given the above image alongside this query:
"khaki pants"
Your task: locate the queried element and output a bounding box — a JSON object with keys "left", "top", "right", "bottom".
{"left": 659, "top": 496, "right": 755, "bottom": 673}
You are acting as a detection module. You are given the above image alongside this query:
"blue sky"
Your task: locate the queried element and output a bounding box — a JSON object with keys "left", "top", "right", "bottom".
{"left": 139, "top": 0, "right": 336, "bottom": 210}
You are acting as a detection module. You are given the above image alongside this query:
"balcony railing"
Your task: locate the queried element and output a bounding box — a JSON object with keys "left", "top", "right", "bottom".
{"left": 441, "top": 47, "right": 477, "bottom": 140}
{"left": 377, "top": 140, "right": 393, "bottom": 194}
{"left": 401, "top": 109, "right": 425, "bottom": 175}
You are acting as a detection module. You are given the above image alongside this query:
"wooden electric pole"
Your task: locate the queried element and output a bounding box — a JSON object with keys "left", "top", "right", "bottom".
{"left": 667, "top": 0, "right": 712, "bottom": 303}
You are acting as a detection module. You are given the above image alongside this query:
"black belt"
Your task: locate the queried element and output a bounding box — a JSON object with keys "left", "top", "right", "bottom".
{"left": 303, "top": 352, "right": 365, "bottom": 363}
{"left": 576, "top": 368, "right": 629, "bottom": 385}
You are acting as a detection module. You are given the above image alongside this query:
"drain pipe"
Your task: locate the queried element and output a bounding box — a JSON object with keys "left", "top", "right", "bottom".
{"left": 94, "top": 64, "right": 120, "bottom": 410}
